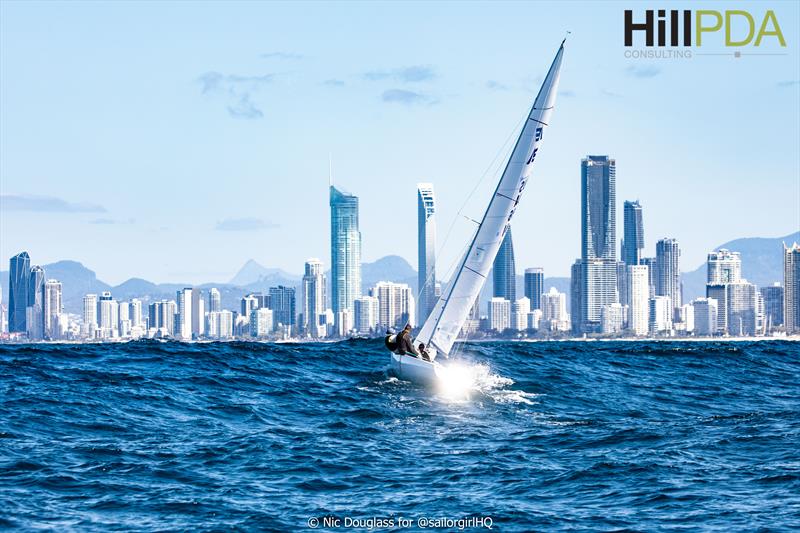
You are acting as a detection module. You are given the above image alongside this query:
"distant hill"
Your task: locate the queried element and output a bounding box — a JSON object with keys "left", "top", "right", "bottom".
{"left": 681, "top": 231, "right": 799, "bottom": 301}
{"left": 229, "top": 259, "right": 298, "bottom": 287}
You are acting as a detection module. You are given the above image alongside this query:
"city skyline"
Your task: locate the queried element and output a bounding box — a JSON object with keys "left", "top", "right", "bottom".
{"left": 1, "top": 2, "right": 798, "bottom": 285}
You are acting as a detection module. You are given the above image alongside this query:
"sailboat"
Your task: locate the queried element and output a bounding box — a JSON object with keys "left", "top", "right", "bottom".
{"left": 389, "top": 40, "right": 566, "bottom": 383}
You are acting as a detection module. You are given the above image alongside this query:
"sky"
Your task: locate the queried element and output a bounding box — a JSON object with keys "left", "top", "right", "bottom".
{"left": 1, "top": 0, "right": 798, "bottom": 285}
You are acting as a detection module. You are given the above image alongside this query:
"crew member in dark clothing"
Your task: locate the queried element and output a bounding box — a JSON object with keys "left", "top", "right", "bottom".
{"left": 395, "top": 324, "right": 420, "bottom": 357}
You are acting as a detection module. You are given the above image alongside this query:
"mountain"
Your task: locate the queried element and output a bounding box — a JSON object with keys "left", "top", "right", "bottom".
{"left": 229, "top": 259, "right": 298, "bottom": 287}
{"left": 361, "top": 255, "right": 417, "bottom": 292}
{"left": 681, "top": 231, "right": 799, "bottom": 301}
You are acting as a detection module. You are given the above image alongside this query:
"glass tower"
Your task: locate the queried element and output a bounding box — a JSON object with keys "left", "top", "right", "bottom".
{"left": 578, "top": 156, "right": 618, "bottom": 332}
{"left": 621, "top": 200, "right": 644, "bottom": 266}
{"left": 330, "top": 186, "right": 362, "bottom": 320}
{"left": 8, "top": 251, "right": 31, "bottom": 333}
{"left": 524, "top": 267, "right": 544, "bottom": 310}
{"left": 656, "top": 238, "right": 681, "bottom": 311}
{"left": 417, "top": 183, "right": 437, "bottom": 325}
{"left": 493, "top": 225, "right": 516, "bottom": 302}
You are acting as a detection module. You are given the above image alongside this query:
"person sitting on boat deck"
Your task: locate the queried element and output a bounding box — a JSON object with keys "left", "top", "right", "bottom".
{"left": 384, "top": 328, "right": 398, "bottom": 353}
{"left": 418, "top": 343, "right": 431, "bottom": 362}
{"left": 395, "top": 324, "right": 421, "bottom": 358}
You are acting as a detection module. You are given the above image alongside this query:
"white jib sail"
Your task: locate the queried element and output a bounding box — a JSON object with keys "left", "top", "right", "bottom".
{"left": 416, "top": 40, "right": 566, "bottom": 357}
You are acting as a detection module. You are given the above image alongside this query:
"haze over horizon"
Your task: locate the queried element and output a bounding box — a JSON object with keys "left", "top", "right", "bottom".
{"left": 2, "top": 1, "right": 798, "bottom": 285}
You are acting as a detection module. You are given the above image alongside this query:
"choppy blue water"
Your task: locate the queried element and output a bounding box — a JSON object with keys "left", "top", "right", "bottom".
{"left": 1, "top": 340, "right": 798, "bottom": 531}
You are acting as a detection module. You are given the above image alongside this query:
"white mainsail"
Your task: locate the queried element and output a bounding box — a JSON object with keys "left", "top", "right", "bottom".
{"left": 417, "top": 40, "right": 566, "bottom": 357}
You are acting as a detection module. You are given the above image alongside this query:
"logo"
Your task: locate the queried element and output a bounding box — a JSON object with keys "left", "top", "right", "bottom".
{"left": 624, "top": 9, "right": 786, "bottom": 48}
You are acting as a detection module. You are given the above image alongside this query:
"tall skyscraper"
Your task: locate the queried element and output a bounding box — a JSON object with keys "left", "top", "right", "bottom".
{"left": 621, "top": 200, "right": 644, "bottom": 266}
{"left": 301, "top": 259, "right": 326, "bottom": 337}
{"left": 83, "top": 294, "right": 98, "bottom": 334}
{"left": 8, "top": 251, "right": 31, "bottom": 333}
{"left": 417, "top": 183, "right": 437, "bottom": 324}
{"left": 576, "top": 155, "right": 618, "bottom": 333}
{"left": 628, "top": 264, "right": 650, "bottom": 336}
{"left": 208, "top": 288, "right": 221, "bottom": 313}
{"left": 656, "top": 238, "right": 681, "bottom": 311}
{"left": 330, "top": 186, "right": 361, "bottom": 323}
{"left": 707, "top": 249, "right": 742, "bottom": 284}
{"left": 524, "top": 268, "right": 544, "bottom": 310}
{"left": 269, "top": 285, "right": 297, "bottom": 331}
{"left": 726, "top": 281, "right": 758, "bottom": 336}
{"left": 511, "top": 297, "right": 531, "bottom": 331}
{"left": 760, "top": 284, "right": 783, "bottom": 331}
{"left": 493, "top": 224, "right": 516, "bottom": 301}
{"left": 706, "top": 284, "right": 728, "bottom": 334}
{"left": 43, "top": 279, "right": 62, "bottom": 340}
{"left": 130, "top": 298, "right": 143, "bottom": 329}
{"left": 784, "top": 242, "right": 800, "bottom": 334}
{"left": 176, "top": 288, "right": 193, "bottom": 339}
{"left": 26, "top": 265, "right": 45, "bottom": 340}
{"left": 649, "top": 296, "right": 673, "bottom": 334}
{"left": 191, "top": 289, "right": 205, "bottom": 337}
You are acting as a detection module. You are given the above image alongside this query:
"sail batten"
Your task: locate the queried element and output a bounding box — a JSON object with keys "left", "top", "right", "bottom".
{"left": 416, "top": 41, "right": 566, "bottom": 356}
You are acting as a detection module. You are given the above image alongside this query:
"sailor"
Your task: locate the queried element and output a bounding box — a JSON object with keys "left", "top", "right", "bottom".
{"left": 418, "top": 343, "right": 431, "bottom": 362}
{"left": 395, "top": 324, "right": 421, "bottom": 358}
{"left": 384, "top": 328, "right": 398, "bottom": 353}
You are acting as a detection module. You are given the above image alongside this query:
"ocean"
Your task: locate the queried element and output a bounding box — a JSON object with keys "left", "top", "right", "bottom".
{"left": 1, "top": 340, "right": 798, "bottom": 531}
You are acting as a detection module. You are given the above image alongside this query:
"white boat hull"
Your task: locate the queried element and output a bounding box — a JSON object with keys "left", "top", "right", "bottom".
{"left": 390, "top": 353, "right": 441, "bottom": 384}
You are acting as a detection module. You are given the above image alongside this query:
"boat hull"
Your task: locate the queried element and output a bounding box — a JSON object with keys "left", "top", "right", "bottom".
{"left": 390, "top": 353, "right": 440, "bottom": 384}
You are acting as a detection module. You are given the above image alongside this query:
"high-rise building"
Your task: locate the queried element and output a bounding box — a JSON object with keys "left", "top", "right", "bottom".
{"left": 601, "top": 303, "right": 624, "bottom": 335}
{"left": 208, "top": 288, "right": 221, "bottom": 313}
{"left": 582, "top": 156, "right": 616, "bottom": 261}
{"left": 524, "top": 268, "right": 544, "bottom": 310}
{"left": 570, "top": 260, "right": 582, "bottom": 334}
{"left": 98, "top": 291, "right": 119, "bottom": 338}
{"left": 511, "top": 297, "right": 531, "bottom": 331}
{"left": 488, "top": 297, "right": 511, "bottom": 332}
{"left": 493, "top": 225, "right": 516, "bottom": 302}
{"left": 301, "top": 259, "right": 326, "bottom": 337}
{"left": 541, "top": 287, "right": 569, "bottom": 332}
{"left": 208, "top": 310, "right": 233, "bottom": 339}
{"left": 616, "top": 261, "right": 629, "bottom": 307}
{"left": 130, "top": 299, "right": 143, "bottom": 329}
{"left": 191, "top": 289, "right": 205, "bottom": 337}
{"left": 371, "top": 282, "right": 415, "bottom": 329}
{"left": 0, "top": 285, "right": 5, "bottom": 334}
{"left": 692, "top": 298, "right": 718, "bottom": 336}
{"left": 417, "top": 183, "right": 437, "bottom": 324}
{"left": 241, "top": 294, "right": 259, "bottom": 320}
{"left": 649, "top": 296, "right": 673, "bottom": 334}
{"left": 330, "top": 186, "right": 361, "bottom": 325}
{"left": 627, "top": 264, "right": 650, "bottom": 336}
{"left": 785, "top": 243, "right": 800, "bottom": 334}
{"left": 656, "top": 238, "right": 681, "bottom": 311}
{"left": 641, "top": 257, "right": 658, "bottom": 298}
{"left": 149, "top": 300, "right": 176, "bottom": 335}
{"left": 577, "top": 155, "right": 618, "bottom": 333}
{"left": 706, "top": 284, "right": 728, "bottom": 334}
{"left": 26, "top": 265, "right": 45, "bottom": 340}
{"left": 707, "top": 249, "right": 742, "bottom": 285}
{"left": 726, "top": 281, "right": 758, "bottom": 336}
{"left": 8, "top": 252, "right": 31, "bottom": 333}
{"left": 621, "top": 200, "right": 644, "bottom": 266}
{"left": 353, "top": 295, "right": 379, "bottom": 335}
{"left": 176, "top": 288, "right": 193, "bottom": 340}
{"left": 760, "top": 284, "right": 783, "bottom": 331}
{"left": 83, "top": 294, "right": 98, "bottom": 335}
{"left": 43, "top": 279, "right": 62, "bottom": 340}
{"left": 250, "top": 307, "right": 274, "bottom": 337}
{"left": 269, "top": 286, "right": 296, "bottom": 331}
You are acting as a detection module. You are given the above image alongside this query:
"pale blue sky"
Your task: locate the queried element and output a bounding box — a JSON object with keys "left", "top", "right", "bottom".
{"left": 1, "top": 1, "right": 798, "bottom": 285}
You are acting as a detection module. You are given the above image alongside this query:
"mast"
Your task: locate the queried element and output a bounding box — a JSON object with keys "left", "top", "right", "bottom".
{"left": 417, "top": 40, "right": 566, "bottom": 356}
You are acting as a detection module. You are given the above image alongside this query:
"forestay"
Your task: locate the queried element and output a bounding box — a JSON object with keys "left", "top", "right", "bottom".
{"left": 416, "top": 41, "right": 566, "bottom": 357}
